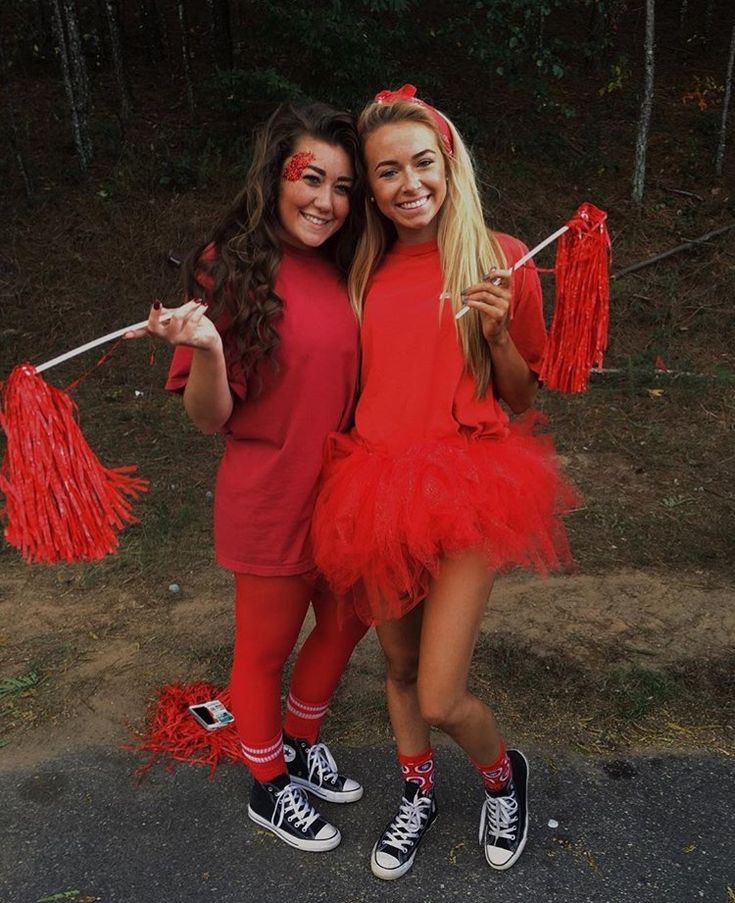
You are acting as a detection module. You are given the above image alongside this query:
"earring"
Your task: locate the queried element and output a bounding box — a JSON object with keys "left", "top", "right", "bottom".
{"left": 369, "top": 196, "right": 375, "bottom": 203}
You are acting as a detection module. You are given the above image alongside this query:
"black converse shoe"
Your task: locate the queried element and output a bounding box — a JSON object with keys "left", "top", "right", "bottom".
{"left": 283, "top": 734, "right": 364, "bottom": 803}
{"left": 370, "top": 781, "right": 438, "bottom": 880}
{"left": 479, "top": 748, "right": 529, "bottom": 870}
{"left": 247, "top": 774, "right": 341, "bottom": 852}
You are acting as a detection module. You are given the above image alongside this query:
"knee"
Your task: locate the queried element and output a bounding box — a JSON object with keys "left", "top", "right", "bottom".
{"left": 416, "top": 684, "right": 464, "bottom": 731}
{"left": 384, "top": 653, "right": 419, "bottom": 689}
{"left": 312, "top": 614, "right": 368, "bottom": 649}
{"left": 232, "top": 638, "right": 287, "bottom": 678}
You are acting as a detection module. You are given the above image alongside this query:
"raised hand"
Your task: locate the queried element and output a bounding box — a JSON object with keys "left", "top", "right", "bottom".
{"left": 124, "top": 299, "right": 221, "bottom": 352}
{"left": 461, "top": 269, "right": 512, "bottom": 346}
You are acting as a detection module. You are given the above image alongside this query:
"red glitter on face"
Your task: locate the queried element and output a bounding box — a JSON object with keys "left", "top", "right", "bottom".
{"left": 283, "top": 151, "right": 315, "bottom": 182}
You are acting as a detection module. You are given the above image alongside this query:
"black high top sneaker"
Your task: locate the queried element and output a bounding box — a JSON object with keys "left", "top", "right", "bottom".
{"left": 478, "top": 748, "right": 529, "bottom": 870}
{"left": 283, "top": 733, "right": 364, "bottom": 803}
{"left": 247, "top": 773, "right": 341, "bottom": 852}
{"left": 370, "top": 781, "right": 438, "bottom": 880}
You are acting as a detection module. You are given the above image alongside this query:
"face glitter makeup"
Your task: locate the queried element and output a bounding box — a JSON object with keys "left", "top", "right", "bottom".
{"left": 283, "top": 151, "right": 315, "bottom": 182}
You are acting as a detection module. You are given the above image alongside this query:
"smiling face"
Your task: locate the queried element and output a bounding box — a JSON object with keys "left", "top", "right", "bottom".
{"left": 277, "top": 135, "right": 354, "bottom": 250}
{"left": 364, "top": 120, "right": 447, "bottom": 245}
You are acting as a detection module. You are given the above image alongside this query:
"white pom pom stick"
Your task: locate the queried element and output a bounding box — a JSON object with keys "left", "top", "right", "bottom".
{"left": 455, "top": 223, "right": 570, "bottom": 320}
{"left": 36, "top": 314, "right": 173, "bottom": 374}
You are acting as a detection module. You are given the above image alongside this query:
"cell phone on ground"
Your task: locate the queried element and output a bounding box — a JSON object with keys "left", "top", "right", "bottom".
{"left": 188, "top": 699, "right": 235, "bottom": 731}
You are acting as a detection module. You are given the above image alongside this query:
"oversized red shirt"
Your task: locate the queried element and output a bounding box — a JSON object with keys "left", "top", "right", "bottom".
{"left": 353, "top": 233, "right": 546, "bottom": 453}
{"left": 166, "top": 244, "right": 360, "bottom": 574}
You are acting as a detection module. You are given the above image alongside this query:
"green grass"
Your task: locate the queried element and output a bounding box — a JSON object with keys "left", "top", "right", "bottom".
{"left": 471, "top": 633, "right": 735, "bottom": 745}
{"left": 0, "top": 671, "right": 39, "bottom": 700}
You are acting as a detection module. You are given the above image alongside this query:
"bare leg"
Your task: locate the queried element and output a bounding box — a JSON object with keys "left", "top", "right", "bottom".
{"left": 375, "top": 602, "right": 429, "bottom": 756}
{"left": 417, "top": 551, "right": 502, "bottom": 763}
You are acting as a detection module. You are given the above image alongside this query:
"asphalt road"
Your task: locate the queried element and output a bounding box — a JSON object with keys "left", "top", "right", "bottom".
{"left": 1, "top": 745, "right": 733, "bottom": 903}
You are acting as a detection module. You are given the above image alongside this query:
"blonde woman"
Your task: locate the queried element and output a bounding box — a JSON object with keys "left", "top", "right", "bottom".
{"left": 312, "top": 86, "right": 578, "bottom": 878}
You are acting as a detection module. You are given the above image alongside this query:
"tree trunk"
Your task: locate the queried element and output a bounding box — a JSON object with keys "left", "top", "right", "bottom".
{"left": 103, "top": 0, "right": 133, "bottom": 120}
{"left": 207, "top": 0, "right": 233, "bottom": 70}
{"left": 30, "top": 0, "right": 55, "bottom": 59}
{"left": 50, "top": 0, "right": 93, "bottom": 172}
{"left": 632, "top": 0, "right": 655, "bottom": 205}
{"left": 0, "top": 44, "right": 33, "bottom": 199}
{"left": 705, "top": 0, "right": 715, "bottom": 33}
{"left": 176, "top": 0, "right": 195, "bottom": 117}
{"left": 5, "top": 111, "right": 34, "bottom": 200}
{"left": 140, "top": 0, "right": 164, "bottom": 63}
{"left": 715, "top": 9, "right": 735, "bottom": 176}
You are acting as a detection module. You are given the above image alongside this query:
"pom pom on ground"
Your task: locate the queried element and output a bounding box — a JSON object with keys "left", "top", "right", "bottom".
{"left": 126, "top": 681, "right": 242, "bottom": 780}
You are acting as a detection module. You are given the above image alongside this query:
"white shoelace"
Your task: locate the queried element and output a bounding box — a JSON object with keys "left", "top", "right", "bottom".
{"left": 306, "top": 742, "right": 340, "bottom": 786}
{"left": 381, "top": 793, "right": 434, "bottom": 853}
{"left": 483, "top": 791, "right": 519, "bottom": 842}
{"left": 272, "top": 783, "right": 320, "bottom": 832}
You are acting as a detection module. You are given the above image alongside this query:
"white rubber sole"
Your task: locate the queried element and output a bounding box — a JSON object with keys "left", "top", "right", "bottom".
{"left": 247, "top": 806, "right": 341, "bottom": 852}
{"left": 289, "top": 775, "right": 364, "bottom": 804}
{"left": 369, "top": 814, "right": 437, "bottom": 880}
{"left": 483, "top": 828, "right": 528, "bottom": 871}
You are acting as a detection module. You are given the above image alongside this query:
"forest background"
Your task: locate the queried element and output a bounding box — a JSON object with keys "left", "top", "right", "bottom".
{"left": 0, "top": 0, "right": 734, "bottom": 768}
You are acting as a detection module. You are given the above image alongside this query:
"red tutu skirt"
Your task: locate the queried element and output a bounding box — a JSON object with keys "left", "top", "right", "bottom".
{"left": 312, "top": 413, "right": 580, "bottom": 624}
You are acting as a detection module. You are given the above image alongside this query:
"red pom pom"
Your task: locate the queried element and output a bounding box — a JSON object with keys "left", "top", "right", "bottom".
{"left": 126, "top": 682, "right": 242, "bottom": 780}
{"left": 539, "top": 203, "right": 612, "bottom": 393}
{"left": 0, "top": 363, "right": 148, "bottom": 564}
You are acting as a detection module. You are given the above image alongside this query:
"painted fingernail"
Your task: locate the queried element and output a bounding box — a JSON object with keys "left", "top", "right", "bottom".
{"left": 153, "top": 300, "right": 161, "bottom": 310}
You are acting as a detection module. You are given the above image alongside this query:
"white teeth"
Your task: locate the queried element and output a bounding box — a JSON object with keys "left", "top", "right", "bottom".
{"left": 302, "top": 213, "right": 329, "bottom": 225}
{"left": 398, "top": 197, "right": 429, "bottom": 210}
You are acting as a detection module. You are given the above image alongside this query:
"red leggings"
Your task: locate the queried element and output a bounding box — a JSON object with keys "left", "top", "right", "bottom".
{"left": 230, "top": 572, "right": 368, "bottom": 782}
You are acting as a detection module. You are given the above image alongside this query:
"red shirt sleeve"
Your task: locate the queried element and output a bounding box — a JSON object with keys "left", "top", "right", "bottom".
{"left": 164, "top": 242, "right": 247, "bottom": 399}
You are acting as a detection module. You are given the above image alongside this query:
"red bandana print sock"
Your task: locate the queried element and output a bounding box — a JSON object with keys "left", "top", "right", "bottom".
{"left": 473, "top": 744, "right": 512, "bottom": 793}
{"left": 398, "top": 748, "right": 435, "bottom": 793}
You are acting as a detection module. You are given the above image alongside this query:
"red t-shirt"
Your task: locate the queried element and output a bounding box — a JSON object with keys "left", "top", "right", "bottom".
{"left": 166, "top": 243, "right": 360, "bottom": 574}
{"left": 353, "top": 233, "right": 546, "bottom": 452}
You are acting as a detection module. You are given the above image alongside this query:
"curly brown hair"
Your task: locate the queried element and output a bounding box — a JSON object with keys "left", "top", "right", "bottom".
{"left": 183, "top": 103, "right": 363, "bottom": 379}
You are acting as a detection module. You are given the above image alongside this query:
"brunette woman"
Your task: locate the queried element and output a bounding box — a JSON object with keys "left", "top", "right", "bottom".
{"left": 128, "top": 103, "right": 367, "bottom": 852}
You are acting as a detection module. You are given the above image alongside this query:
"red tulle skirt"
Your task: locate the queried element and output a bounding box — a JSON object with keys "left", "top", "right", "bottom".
{"left": 312, "top": 414, "right": 580, "bottom": 624}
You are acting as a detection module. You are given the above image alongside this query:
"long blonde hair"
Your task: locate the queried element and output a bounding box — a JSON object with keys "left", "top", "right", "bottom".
{"left": 349, "top": 100, "right": 506, "bottom": 397}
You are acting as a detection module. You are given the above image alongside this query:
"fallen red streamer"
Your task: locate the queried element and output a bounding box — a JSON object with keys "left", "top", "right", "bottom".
{"left": 0, "top": 363, "right": 148, "bottom": 564}
{"left": 126, "top": 682, "right": 242, "bottom": 780}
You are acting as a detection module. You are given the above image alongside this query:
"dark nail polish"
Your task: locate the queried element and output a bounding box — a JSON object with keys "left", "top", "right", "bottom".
{"left": 153, "top": 300, "right": 161, "bottom": 310}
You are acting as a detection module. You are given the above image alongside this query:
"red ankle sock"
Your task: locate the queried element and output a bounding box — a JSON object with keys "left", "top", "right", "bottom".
{"left": 398, "top": 747, "right": 435, "bottom": 792}
{"left": 473, "top": 744, "right": 512, "bottom": 792}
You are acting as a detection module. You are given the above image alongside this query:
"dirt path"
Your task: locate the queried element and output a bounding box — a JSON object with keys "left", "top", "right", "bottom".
{"left": 2, "top": 563, "right": 733, "bottom": 771}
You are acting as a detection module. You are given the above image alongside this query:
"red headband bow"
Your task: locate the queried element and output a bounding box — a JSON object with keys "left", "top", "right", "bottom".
{"left": 373, "top": 84, "right": 454, "bottom": 156}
